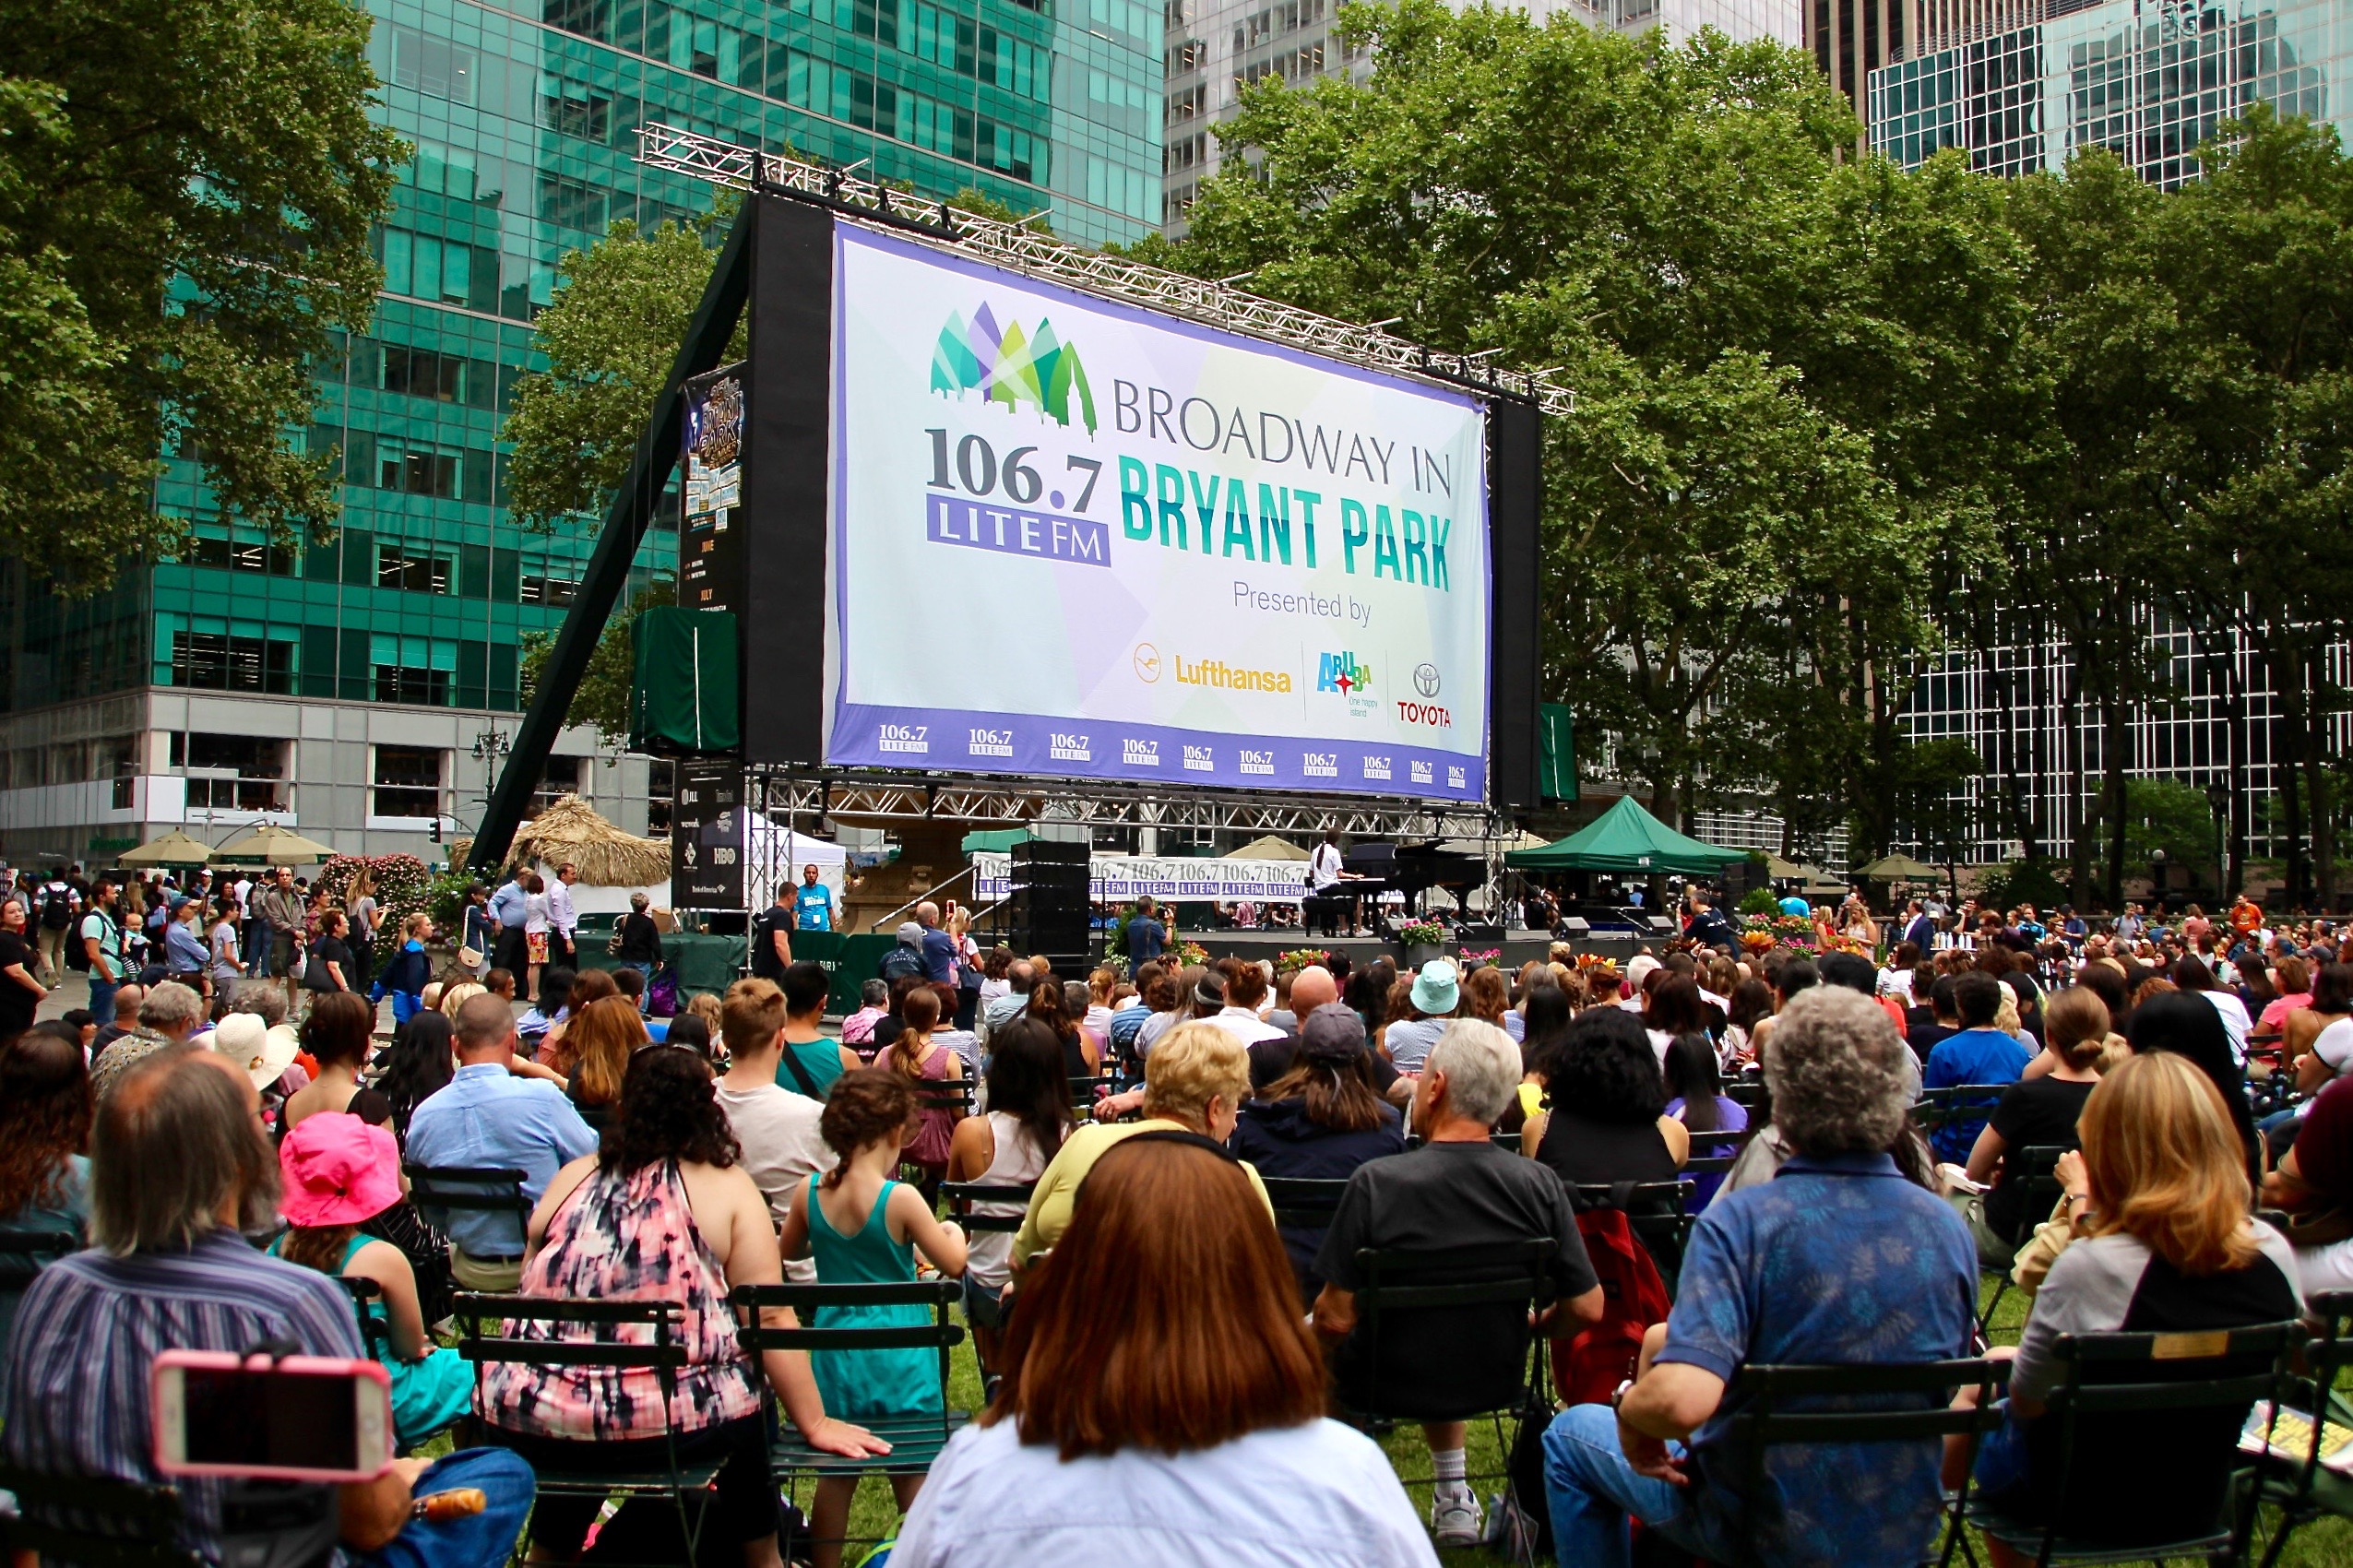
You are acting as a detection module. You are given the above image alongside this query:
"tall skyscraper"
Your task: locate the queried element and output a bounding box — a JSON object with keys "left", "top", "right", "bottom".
{"left": 0, "top": 0, "right": 1163, "bottom": 864}
{"left": 1161, "top": 0, "right": 1800, "bottom": 234}
{"left": 1807, "top": 0, "right": 1911, "bottom": 110}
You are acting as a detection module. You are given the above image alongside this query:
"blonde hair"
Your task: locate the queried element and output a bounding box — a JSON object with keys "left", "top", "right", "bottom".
{"left": 438, "top": 982, "right": 485, "bottom": 1017}
{"left": 569, "top": 997, "right": 648, "bottom": 1105}
{"left": 2079, "top": 1052, "right": 2259, "bottom": 1276}
{"left": 1994, "top": 982, "right": 2023, "bottom": 1039}
{"left": 1141, "top": 1022, "right": 1251, "bottom": 1129}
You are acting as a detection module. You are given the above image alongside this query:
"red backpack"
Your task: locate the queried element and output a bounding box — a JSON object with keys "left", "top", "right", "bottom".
{"left": 1552, "top": 1201, "right": 1672, "bottom": 1406}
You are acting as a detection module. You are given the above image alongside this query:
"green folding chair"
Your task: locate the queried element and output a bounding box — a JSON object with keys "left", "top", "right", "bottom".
{"left": 2252, "top": 1290, "right": 2353, "bottom": 1568}
{"left": 0, "top": 1465, "right": 203, "bottom": 1568}
{"left": 452, "top": 1293, "right": 723, "bottom": 1566}
{"left": 1720, "top": 1357, "right": 2009, "bottom": 1568}
{"left": 733, "top": 1277, "right": 968, "bottom": 1563}
{"left": 1966, "top": 1322, "right": 2300, "bottom": 1567}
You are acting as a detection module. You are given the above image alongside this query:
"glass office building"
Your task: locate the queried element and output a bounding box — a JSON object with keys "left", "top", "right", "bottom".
{"left": 1869, "top": 0, "right": 2346, "bottom": 183}
{"left": 0, "top": 0, "right": 1162, "bottom": 865}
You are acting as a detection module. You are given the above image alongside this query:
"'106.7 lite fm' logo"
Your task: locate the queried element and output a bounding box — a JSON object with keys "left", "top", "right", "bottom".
{"left": 924, "top": 303, "right": 1111, "bottom": 569}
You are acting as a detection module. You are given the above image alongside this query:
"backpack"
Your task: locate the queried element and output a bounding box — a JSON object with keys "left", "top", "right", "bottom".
{"left": 40, "top": 887, "right": 72, "bottom": 931}
{"left": 877, "top": 944, "right": 923, "bottom": 984}
{"left": 65, "top": 915, "right": 103, "bottom": 973}
{"left": 1551, "top": 1200, "right": 1672, "bottom": 1408}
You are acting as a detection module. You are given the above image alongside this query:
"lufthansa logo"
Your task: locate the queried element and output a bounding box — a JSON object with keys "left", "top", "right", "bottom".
{"left": 1133, "top": 644, "right": 1161, "bottom": 683}
{"left": 1413, "top": 663, "right": 1441, "bottom": 698}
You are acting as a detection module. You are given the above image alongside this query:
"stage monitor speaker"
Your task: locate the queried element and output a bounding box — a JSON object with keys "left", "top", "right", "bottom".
{"left": 1455, "top": 922, "right": 1504, "bottom": 943}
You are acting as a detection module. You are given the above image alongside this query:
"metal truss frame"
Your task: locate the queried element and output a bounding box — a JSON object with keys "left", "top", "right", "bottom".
{"left": 636, "top": 123, "right": 1574, "bottom": 418}
{"left": 744, "top": 765, "right": 1505, "bottom": 839}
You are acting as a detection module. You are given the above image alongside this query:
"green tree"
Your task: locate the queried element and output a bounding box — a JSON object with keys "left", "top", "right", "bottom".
{"left": 517, "top": 579, "right": 674, "bottom": 742}
{"left": 501, "top": 204, "right": 739, "bottom": 530}
{"left": 1165, "top": 2, "right": 2021, "bottom": 839}
{"left": 0, "top": 0, "right": 403, "bottom": 588}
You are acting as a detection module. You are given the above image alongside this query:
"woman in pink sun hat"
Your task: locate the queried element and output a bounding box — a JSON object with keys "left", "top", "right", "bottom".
{"left": 269, "top": 1111, "right": 473, "bottom": 1449}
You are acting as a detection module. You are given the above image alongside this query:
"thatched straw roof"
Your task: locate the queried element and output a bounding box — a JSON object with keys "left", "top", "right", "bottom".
{"left": 454, "top": 795, "right": 671, "bottom": 886}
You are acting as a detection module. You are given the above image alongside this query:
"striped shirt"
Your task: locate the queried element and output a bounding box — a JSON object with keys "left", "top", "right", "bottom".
{"left": 0, "top": 1227, "right": 363, "bottom": 1562}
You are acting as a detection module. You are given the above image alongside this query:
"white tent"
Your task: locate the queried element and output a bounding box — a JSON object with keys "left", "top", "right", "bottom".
{"left": 744, "top": 817, "right": 850, "bottom": 910}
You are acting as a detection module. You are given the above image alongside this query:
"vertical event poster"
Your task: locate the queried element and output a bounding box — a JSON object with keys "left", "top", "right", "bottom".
{"left": 670, "top": 761, "right": 745, "bottom": 909}
{"left": 826, "top": 223, "right": 1492, "bottom": 803}
{"left": 681, "top": 364, "right": 747, "bottom": 612}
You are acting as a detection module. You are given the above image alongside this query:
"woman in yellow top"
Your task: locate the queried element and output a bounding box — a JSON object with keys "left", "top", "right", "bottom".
{"left": 1009, "top": 1022, "right": 1270, "bottom": 1272}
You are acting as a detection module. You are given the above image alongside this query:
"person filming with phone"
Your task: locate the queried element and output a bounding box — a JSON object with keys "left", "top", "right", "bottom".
{"left": 0, "top": 1044, "right": 534, "bottom": 1568}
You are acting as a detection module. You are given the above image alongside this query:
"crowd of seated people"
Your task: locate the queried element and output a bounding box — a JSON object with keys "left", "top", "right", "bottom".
{"left": 4, "top": 915, "right": 2348, "bottom": 1568}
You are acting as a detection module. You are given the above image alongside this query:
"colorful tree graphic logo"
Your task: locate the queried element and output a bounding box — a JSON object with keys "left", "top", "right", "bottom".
{"left": 931, "top": 303, "right": 1098, "bottom": 434}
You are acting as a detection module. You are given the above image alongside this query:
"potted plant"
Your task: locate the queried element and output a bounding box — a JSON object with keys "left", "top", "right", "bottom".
{"left": 1276, "top": 946, "right": 1332, "bottom": 975}
{"left": 1396, "top": 920, "right": 1449, "bottom": 968}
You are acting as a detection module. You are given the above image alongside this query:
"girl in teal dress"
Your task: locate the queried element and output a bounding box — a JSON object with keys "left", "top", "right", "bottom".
{"left": 272, "top": 1111, "right": 473, "bottom": 1450}
{"left": 780, "top": 1070, "right": 968, "bottom": 1568}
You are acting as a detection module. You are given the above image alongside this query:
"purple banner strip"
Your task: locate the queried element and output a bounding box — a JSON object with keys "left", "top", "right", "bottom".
{"left": 829, "top": 702, "right": 1485, "bottom": 803}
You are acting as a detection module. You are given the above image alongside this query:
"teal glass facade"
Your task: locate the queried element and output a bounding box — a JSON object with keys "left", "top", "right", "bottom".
{"left": 1869, "top": 0, "right": 2347, "bottom": 185}
{"left": 10, "top": 0, "right": 1160, "bottom": 724}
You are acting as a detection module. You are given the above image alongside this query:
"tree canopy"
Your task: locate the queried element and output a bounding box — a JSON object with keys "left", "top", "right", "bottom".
{"left": 0, "top": 0, "right": 402, "bottom": 588}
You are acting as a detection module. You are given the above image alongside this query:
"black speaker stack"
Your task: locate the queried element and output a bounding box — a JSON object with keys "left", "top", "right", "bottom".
{"left": 1008, "top": 838, "right": 1092, "bottom": 974}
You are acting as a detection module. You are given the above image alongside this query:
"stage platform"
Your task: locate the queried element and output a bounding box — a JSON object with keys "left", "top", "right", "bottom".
{"left": 1189, "top": 928, "right": 1646, "bottom": 969}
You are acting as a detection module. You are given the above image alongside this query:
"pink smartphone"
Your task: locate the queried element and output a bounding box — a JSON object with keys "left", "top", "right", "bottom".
{"left": 152, "top": 1350, "right": 394, "bottom": 1481}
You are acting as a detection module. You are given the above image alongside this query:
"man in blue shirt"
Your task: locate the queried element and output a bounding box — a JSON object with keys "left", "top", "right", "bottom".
{"left": 1542, "top": 987, "right": 1976, "bottom": 1568}
{"left": 914, "top": 900, "right": 957, "bottom": 984}
{"left": 485, "top": 869, "right": 530, "bottom": 979}
{"left": 1922, "top": 970, "right": 2034, "bottom": 1162}
{"left": 792, "top": 864, "right": 834, "bottom": 931}
{"left": 405, "top": 992, "right": 597, "bottom": 1289}
{"left": 2, "top": 1046, "right": 534, "bottom": 1568}
{"left": 1126, "top": 896, "right": 1167, "bottom": 971}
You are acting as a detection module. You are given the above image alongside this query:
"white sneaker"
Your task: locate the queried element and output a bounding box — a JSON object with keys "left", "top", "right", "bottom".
{"left": 1431, "top": 1491, "right": 1483, "bottom": 1547}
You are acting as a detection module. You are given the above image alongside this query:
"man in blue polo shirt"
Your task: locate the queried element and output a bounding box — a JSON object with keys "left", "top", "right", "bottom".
{"left": 1542, "top": 987, "right": 1976, "bottom": 1568}
{"left": 1921, "top": 970, "right": 2034, "bottom": 1162}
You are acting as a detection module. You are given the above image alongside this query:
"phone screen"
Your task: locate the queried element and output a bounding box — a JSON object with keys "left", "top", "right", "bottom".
{"left": 179, "top": 1365, "right": 363, "bottom": 1471}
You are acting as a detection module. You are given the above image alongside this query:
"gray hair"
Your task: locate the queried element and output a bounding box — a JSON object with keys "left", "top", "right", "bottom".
{"left": 630, "top": 892, "right": 650, "bottom": 911}
{"left": 90, "top": 1048, "right": 279, "bottom": 1253}
{"left": 231, "top": 979, "right": 287, "bottom": 1028}
{"left": 138, "top": 980, "right": 207, "bottom": 1035}
{"left": 1426, "top": 1018, "right": 1521, "bottom": 1125}
{"left": 1763, "top": 987, "right": 1912, "bottom": 1158}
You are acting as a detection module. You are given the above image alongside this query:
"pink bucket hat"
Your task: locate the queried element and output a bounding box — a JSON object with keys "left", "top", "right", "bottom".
{"left": 278, "top": 1111, "right": 402, "bottom": 1229}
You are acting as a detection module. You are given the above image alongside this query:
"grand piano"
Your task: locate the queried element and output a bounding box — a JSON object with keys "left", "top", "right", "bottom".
{"left": 1309, "top": 840, "right": 1486, "bottom": 929}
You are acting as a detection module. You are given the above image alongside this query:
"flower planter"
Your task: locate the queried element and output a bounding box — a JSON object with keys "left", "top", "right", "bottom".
{"left": 1403, "top": 942, "right": 1444, "bottom": 968}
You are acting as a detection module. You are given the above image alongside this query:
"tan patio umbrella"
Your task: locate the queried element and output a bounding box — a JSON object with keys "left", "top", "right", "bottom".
{"left": 207, "top": 823, "right": 337, "bottom": 865}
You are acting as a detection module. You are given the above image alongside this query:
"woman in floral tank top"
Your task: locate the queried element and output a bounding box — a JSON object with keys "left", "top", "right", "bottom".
{"left": 480, "top": 1045, "right": 887, "bottom": 1565}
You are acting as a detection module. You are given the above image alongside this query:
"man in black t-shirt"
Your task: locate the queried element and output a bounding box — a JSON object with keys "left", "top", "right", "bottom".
{"left": 1313, "top": 1017, "right": 1602, "bottom": 1548}
{"left": 750, "top": 883, "right": 794, "bottom": 981}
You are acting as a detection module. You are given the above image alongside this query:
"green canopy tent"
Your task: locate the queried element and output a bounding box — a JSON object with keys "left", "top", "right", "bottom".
{"left": 1503, "top": 794, "right": 1748, "bottom": 876}
{"left": 960, "top": 829, "right": 1031, "bottom": 855}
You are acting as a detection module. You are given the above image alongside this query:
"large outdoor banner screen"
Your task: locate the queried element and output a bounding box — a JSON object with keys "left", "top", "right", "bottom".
{"left": 826, "top": 222, "right": 1492, "bottom": 803}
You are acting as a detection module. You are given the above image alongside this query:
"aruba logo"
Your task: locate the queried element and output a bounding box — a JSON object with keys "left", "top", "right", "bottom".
{"left": 932, "top": 303, "right": 1098, "bottom": 434}
{"left": 1316, "top": 652, "right": 1372, "bottom": 695}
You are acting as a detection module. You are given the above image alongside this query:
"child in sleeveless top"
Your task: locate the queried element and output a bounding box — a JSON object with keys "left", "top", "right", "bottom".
{"left": 779, "top": 1068, "right": 968, "bottom": 1568}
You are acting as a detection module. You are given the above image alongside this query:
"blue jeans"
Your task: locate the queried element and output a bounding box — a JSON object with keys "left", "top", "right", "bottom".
{"left": 1542, "top": 1404, "right": 1734, "bottom": 1568}
{"left": 87, "top": 977, "right": 119, "bottom": 1028}
{"left": 354, "top": 1447, "right": 534, "bottom": 1568}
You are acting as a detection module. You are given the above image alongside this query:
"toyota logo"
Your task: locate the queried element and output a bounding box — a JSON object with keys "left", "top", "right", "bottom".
{"left": 1133, "top": 644, "right": 1161, "bottom": 683}
{"left": 1413, "top": 663, "right": 1441, "bottom": 698}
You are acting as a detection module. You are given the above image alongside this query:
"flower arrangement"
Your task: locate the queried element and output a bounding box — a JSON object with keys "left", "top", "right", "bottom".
{"left": 1397, "top": 920, "right": 1450, "bottom": 946}
{"left": 1276, "top": 946, "right": 1332, "bottom": 974}
{"left": 315, "top": 853, "right": 434, "bottom": 928}
{"left": 1170, "top": 937, "right": 1211, "bottom": 968}
{"left": 1459, "top": 946, "right": 1502, "bottom": 965}
{"left": 1742, "top": 913, "right": 1818, "bottom": 950}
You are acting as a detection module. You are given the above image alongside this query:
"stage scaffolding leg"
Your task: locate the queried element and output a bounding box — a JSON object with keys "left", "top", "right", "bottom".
{"left": 464, "top": 204, "right": 757, "bottom": 876}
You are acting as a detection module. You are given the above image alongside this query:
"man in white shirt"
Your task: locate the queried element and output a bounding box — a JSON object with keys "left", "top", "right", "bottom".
{"left": 712, "top": 976, "right": 834, "bottom": 1282}
{"left": 547, "top": 862, "right": 579, "bottom": 968}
